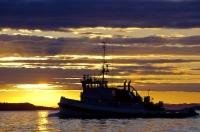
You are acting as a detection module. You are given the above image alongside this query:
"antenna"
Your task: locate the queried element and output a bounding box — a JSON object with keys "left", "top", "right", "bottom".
{"left": 103, "top": 42, "right": 106, "bottom": 66}
{"left": 101, "top": 42, "right": 109, "bottom": 82}
{"left": 102, "top": 42, "right": 106, "bottom": 81}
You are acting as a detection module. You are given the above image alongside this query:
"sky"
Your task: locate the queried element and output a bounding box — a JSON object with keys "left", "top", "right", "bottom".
{"left": 0, "top": 0, "right": 200, "bottom": 106}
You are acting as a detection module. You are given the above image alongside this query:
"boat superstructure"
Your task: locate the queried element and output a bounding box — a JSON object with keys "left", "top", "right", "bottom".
{"left": 58, "top": 43, "right": 198, "bottom": 118}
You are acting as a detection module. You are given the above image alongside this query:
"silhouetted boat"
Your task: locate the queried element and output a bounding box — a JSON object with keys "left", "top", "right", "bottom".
{"left": 58, "top": 43, "right": 198, "bottom": 118}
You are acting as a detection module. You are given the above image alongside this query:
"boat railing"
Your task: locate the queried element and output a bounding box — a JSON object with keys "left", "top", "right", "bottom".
{"left": 81, "top": 74, "right": 109, "bottom": 89}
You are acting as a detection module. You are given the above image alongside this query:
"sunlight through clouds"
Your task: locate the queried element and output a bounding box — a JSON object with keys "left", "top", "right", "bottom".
{"left": 1, "top": 27, "right": 200, "bottom": 39}
{"left": 15, "top": 84, "right": 54, "bottom": 89}
{"left": 0, "top": 27, "right": 200, "bottom": 92}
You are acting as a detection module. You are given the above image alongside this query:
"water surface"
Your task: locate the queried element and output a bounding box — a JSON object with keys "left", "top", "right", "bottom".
{"left": 0, "top": 111, "right": 199, "bottom": 132}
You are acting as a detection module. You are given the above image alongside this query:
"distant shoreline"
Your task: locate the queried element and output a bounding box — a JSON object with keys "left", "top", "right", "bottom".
{"left": 0, "top": 103, "right": 58, "bottom": 111}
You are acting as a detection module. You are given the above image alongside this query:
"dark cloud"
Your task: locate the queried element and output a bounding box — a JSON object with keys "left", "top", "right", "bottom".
{"left": 0, "top": 67, "right": 91, "bottom": 85}
{"left": 0, "top": 34, "right": 91, "bottom": 56}
{"left": 0, "top": 67, "right": 199, "bottom": 91}
{"left": 1, "top": 34, "right": 200, "bottom": 56}
{"left": 0, "top": 0, "right": 200, "bottom": 29}
{"left": 103, "top": 36, "right": 200, "bottom": 44}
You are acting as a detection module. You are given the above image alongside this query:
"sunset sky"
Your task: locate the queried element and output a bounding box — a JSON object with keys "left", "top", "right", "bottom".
{"left": 0, "top": 0, "right": 200, "bottom": 107}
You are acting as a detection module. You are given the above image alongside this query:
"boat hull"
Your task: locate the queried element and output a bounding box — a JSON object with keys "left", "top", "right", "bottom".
{"left": 58, "top": 97, "right": 199, "bottom": 119}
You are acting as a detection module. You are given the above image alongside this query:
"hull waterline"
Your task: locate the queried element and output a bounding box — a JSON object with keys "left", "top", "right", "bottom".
{"left": 58, "top": 98, "right": 199, "bottom": 119}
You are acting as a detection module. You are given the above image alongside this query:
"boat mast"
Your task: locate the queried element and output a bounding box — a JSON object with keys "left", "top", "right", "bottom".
{"left": 102, "top": 42, "right": 108, "bottom": 82}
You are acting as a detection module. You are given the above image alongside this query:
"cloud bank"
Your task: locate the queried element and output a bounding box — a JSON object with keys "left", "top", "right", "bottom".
{"left": 0, "top": 0, "right": 200, "bottom": 29}
{"left": 0, "top": 34, "right": 200, "bottom": 91}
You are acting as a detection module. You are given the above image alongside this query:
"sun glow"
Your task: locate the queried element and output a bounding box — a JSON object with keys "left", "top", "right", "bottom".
{"left": 15, "top": 84, "right": 54, "bottom": 90}
{"left": 0, "top": 90, "right": 80, "bottom": 107}
{"left": 0, "top": 56, "right": 47, "bottom": 61}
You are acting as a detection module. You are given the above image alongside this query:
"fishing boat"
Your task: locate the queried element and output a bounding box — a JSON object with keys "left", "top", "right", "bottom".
{"left": 58, "top": 43, "right": 198, "bottom": 118}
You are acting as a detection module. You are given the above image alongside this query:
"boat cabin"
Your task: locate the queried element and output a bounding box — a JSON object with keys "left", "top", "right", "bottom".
{"left": 80, "top": 74, "right": 143, "bottom": 105}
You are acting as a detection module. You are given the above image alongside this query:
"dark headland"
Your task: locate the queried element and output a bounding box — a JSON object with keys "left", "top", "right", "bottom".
{"left": 0, "top": 103, "right": 58, "bottom": 111}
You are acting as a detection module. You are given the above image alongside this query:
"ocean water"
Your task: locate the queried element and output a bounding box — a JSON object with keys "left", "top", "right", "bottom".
{"left": 0, "top": 111, "right": 199, "bottom": 132}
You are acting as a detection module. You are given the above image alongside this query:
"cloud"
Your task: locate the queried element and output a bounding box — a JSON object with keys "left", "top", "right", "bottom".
{"left": 0, "top": 34, "right": 200, "bottom": 91}
{"left": 0, "top": 67, "right": 199, "bottom": 91}
{"left": 97, "top": 35, "right": 200, "bottom": 45}
{"left": 1, "top": 34, "right": 200, "bottom": 56}
{"left": 0, "top": 0, "right": 200, "bottom": 29}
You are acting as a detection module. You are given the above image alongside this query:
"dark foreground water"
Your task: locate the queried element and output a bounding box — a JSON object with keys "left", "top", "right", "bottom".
{"left": 0, "top": 111, "right": 200, "bottom": 132}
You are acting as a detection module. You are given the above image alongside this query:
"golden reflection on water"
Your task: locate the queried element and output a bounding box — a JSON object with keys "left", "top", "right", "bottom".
{"left": 37, "top": 111, "right": 49, "bottom": 132}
